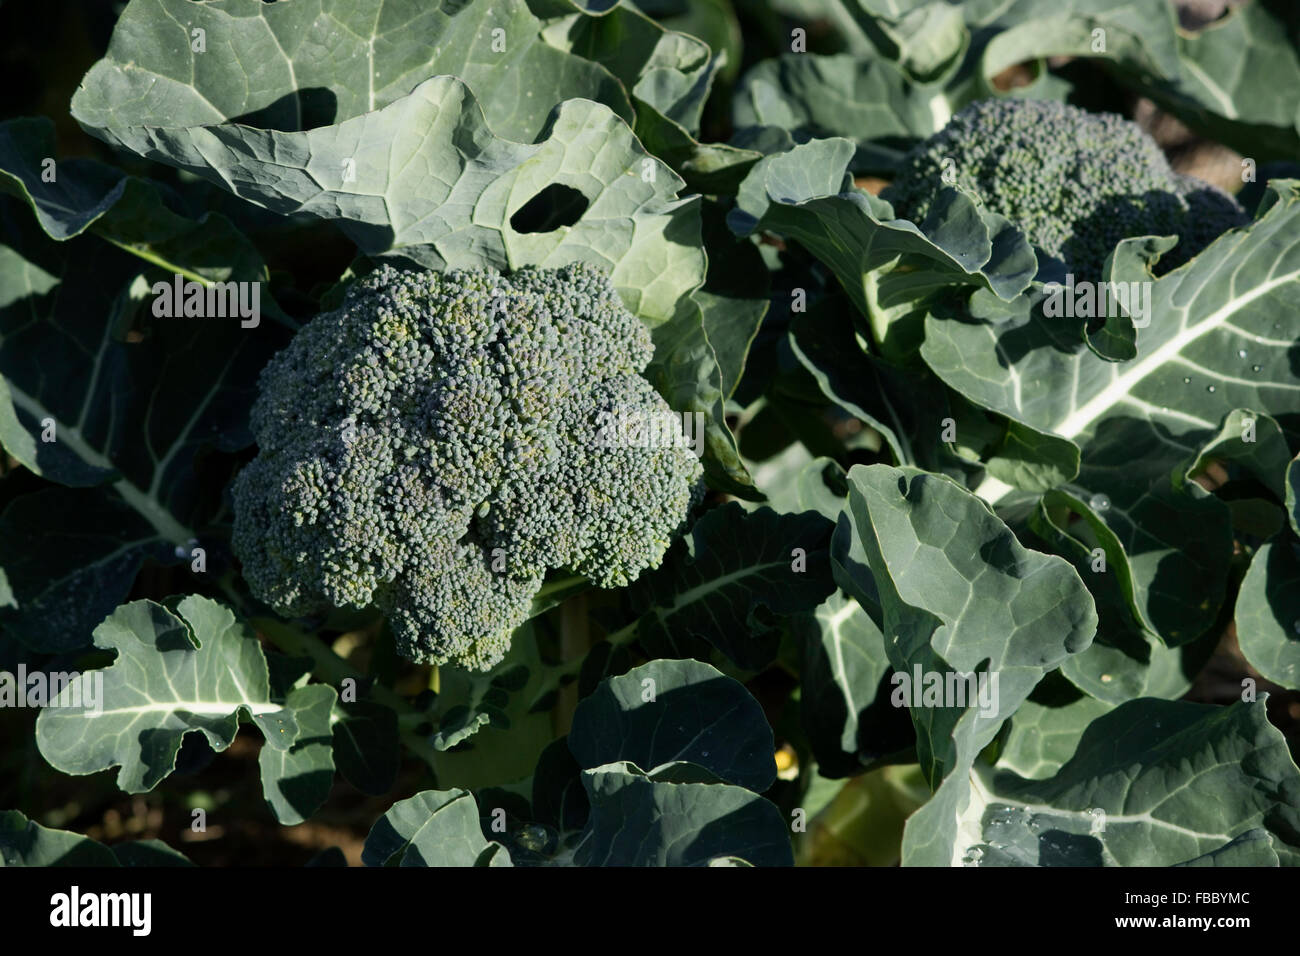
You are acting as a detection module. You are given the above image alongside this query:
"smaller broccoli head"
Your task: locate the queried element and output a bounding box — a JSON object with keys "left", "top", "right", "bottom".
{"left": 881, "top": 98, "right": 1248, "bottom": 280}
{"left": 232, "top": 262, "right": 704, "bottom": 671}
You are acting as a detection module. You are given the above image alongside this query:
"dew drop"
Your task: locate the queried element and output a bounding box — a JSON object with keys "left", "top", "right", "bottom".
{"left": 1206, "top": 385, "right": 1216, "bottom": 393}
{"left": 1238, "top": 349, "right": 1248, "bottom": 359}
{"left": 1182, "top": 376, "right": 1191, "bottom": 384}
{"left": 1252, "top": 365, "right": 1262, "bottom": 373}
{"left": 1089, "top": 493, "right": 1111, "bottom": 512}
{"left": 516, "top": 824, "right": 549, "bottom": 853}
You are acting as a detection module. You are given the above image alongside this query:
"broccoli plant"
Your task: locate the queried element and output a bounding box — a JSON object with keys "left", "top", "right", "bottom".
{"left": 881, "top": 98, "right": 1249, "bottom": 280}
{"left": 232, "top": 263, "right": 703, "bottom": 670}
{"left": 3, "top": 0, "right": 1300, "bottom": 893}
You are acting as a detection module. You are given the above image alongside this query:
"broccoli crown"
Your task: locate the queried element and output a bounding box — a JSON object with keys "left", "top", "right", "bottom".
{"left": 232, "top": 263, "right": 703, "bottom": 670}
{"left": 881, "top": 98, "right": 1248, "bottom": 280}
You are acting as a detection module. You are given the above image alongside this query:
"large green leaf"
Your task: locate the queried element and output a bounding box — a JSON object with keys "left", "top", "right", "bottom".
{"left": 0, "top": 117, "right": 270, "bottom": 286}
{"left": 933, "top": 181, "right": 1300, "bottom": 646}
{"left": 259, "top": 683, "right": 338, "bottom": 826}
{"left": 996, "top": 688, "right": 1114, "bottom": 780}
{"left": 362, "top": 789, "right": 512, "bottom": 867}
{"left": 840, "top": 464, "right": 1096, "bottom": 786}
{"left": 1236, "top": 455, "right": 1300, "bottom": 690}
{"left": 35, "top": 596, "right": 297, "bottom": 793}
{"left": 73, "top": 0, "right": 628, "bottom": 144}
{"left": 836, "top": 0, "right": 1300, "bottom": 160}
{"left": 1237, "top": 539, "right": 1300, "bottom": 691}
{"left": 0, "top": 488, "right": 176, "bottom": 653}
{"left": 0, "top": 232, "right": 274, "bottom": 514}
{"left": 568, "top": 659, "right": 777, "bottom": 791}
{"left": 0, "top": 226, "right": 285, "bottom": 650}
{"left": 0, "top": 811, "right": 193, "bottom": 868}
{"left": 960, "top": 699, "right": 1300, "bottom": 867}
{"left": 1117, "top": 0, "right": 1300, "bottom": 161}
{"left": 838, "top": 464, "right": 1099, "bottom": 864}
{"left": 633, "top": 503, "right": 837, "bottom": 669}
{"left": 794, "top": 590, "right": 909, "bottom": 777}
{"left": 71, "top": 2, "right": 704, "bottom": 329}
{"left": 0, "top": 810, "right": 118, "bottom": 867}
{"left": 576, "top": 761, "right": 794, "bottom": 866}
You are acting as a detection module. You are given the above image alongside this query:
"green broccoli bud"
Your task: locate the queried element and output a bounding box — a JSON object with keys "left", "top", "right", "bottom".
{"left": 232, "top": 263, "right": 704, "bottom": 670}
{"left": 882, "top": 98, "right": 1248, "bottom": 280}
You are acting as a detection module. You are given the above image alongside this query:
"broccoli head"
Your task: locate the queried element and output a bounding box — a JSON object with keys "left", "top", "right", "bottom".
{"left": 881, "top": 98, "right": 1248, "bottom": 280}
{"left": 232, "top": 263, "right": 704, "bottom": 670}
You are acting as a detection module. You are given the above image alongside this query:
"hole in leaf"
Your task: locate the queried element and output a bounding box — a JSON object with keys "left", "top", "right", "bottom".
{"left": 510, "top": 184, "right": 589, "bottom": 233}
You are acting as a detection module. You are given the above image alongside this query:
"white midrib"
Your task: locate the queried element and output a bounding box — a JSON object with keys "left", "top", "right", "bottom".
{"left": 82, "top": 701, "right": 283, "bottom": 718}
{"left": 829, "top": 601, "right": 861, "bottom": 714}
{"left": 1179, "top": 57, "right": 1237, "bottom": 118}
{"left": 7, "top": 384, "right": 194, "bottom": 546}
{"left": 978, "top": 267, "right": 1299, "bottom": 506}
{"left": 654, "top": 560, "right": 790, "bottom": 616}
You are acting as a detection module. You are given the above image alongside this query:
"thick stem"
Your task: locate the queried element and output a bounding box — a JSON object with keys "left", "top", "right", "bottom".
{"left": 554, "top": 591, "right": 591, "bottom": 736}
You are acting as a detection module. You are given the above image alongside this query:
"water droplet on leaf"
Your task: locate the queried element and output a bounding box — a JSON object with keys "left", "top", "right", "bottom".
{"left": 516, "top": 824, "right": 549, "bottom": 852}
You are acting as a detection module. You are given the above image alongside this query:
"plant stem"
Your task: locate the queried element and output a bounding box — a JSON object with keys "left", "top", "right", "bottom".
{"left": 554, "top": 591, "right": 591, "bottom": 735}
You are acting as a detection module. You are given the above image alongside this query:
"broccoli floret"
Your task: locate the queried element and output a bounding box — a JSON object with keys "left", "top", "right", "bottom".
{"left": 231, "top": 263, "right": 704, "bottom": 670}
{"left": 881, "top": 98, "right": 1248, "bottom": 280}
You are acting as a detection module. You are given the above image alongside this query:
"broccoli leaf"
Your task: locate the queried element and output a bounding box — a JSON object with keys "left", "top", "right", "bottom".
{"left": 633, "top": 504, "right": 838, "bottom": 670}
{"left": 71, "top": 0, "right": 706, "bottom": 329}
{"left": 839, "top": 464, "right": 1096, "bottom": 790}
{"left": 729, "top": 137, "right": 1039, "bottom": 359}
{"left": 259, "top": 683, "right": 338, "bottom": 826}
{"left": 568, "top": 659, "right": 777, "bottom": 791}
{"left": 1236, "top": 454, "right": 1300, "bottom": 691}
{"left": 362, "top": 789, "right": 511, "bottom": 867}
{"left": 929, "top": 181, "right": 1300, "bottom": 647}
{"left": 0, "top": 811, "right": 120, "bottom": 867}
{"left": 35, "top": 596, "right": 298, "bottom": 793}
{"left": 794, "top": 589, "right": 912, "bottom": 777}
{"left": 576, "top": 761, "right": 794, "bottom": 866}
{"left": 950, "top": 699, "right": 1300, "bottom": 867}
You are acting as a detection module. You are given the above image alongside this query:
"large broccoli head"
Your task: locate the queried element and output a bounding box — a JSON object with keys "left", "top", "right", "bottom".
{"left": 232, "top": 263, "right": 704, "bottom": 670}
{"left": 881, "top": 98, "right": 1248, "bottom": 280}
